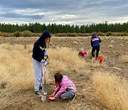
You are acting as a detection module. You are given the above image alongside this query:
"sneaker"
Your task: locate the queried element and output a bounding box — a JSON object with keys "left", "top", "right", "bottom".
{"left": 35, "top": 91, "right": 42, "bottom": 97}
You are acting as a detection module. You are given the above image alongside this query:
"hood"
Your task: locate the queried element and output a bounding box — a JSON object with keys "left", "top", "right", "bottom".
{"left": 38, "top": 30, "right": 51, "bottom": 44}
{"left": 62, "top": 75, "right": 69, "bottom": 81}
{"left": 92, "top": 35, "right": 97, "bottom": 39}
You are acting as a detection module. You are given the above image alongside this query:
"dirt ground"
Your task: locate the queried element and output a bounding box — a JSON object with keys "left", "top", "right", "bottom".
{"left": 0, "top": 36, "right": 128, "bottom": 110}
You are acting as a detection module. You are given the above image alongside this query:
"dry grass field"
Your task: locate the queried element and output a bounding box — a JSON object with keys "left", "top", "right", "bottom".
{"left": 0, "top": 36, "right": 128, "bottom": 110}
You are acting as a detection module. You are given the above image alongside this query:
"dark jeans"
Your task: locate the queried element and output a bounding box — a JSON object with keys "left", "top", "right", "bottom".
{"left": 60, "top": 91, "right": 75, "bottom": 100}
{"left": 91, "top": 46, "right": 100, "bottom": 59}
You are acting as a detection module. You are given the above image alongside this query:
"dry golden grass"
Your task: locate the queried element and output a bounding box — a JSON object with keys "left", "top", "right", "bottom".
{"left": 119, "top": 55, "right": 128, "bottom": 63}
{"left": 47, "top": 47, "right": 86, "bottom": 73}
{"left": 0, "top": 44, "right": 86, "bottom": 90}
{"left": 1, "top": 43, "right": 128, "bottom": 110}
{"left": 0, "top": 44, "right": 34, "bottom": 108}
{"left": 91, "top": 72, "right": 128, "bottom": 110}
{"left": 0, "top": 43, "right": 87, "bottom": 109}
{"left": 108, "top": 44, "right": 113, "bottom": 48}
{"left": 0, "top": 43, "right": 34, "bottom": 90}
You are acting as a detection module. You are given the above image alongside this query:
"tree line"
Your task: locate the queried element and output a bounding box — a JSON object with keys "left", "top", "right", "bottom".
{"left": 0, "top": 22, "right": 128, "bottom": 33}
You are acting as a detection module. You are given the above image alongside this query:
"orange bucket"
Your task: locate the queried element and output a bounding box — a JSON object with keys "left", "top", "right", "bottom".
{"left": 98, "top": 56, "right": 103, "bottom": 64}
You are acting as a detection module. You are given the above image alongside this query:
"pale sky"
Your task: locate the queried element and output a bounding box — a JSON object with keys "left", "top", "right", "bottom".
{"left": 0, "top": 0, "right": 128, "bottom": 25}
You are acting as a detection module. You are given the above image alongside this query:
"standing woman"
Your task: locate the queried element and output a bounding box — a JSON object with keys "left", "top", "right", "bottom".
{"left": 32, "top": 30, "right": 51, "bottom": 96}
{"left": 91, "top": 34, "right": 101, "bottom": 60}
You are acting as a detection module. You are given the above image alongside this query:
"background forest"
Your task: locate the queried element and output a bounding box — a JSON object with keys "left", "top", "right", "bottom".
{"left": 0, "top": 22, "right": 128, "bottom": 37}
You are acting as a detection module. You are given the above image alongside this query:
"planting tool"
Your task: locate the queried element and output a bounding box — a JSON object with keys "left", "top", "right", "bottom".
{"left": 41, "top": 63, "right": 47, "bottom": 102}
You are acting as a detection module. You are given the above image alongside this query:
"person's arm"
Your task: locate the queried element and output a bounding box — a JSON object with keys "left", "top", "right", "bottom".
{"left": 49, "top": 92, "right": 55, "bottom": 98}
{"left": 54, "top": 82, "right": 67, "bottom": 98}
{"left": 48, "top": 85, "right": 60, "bottom": 101}
{"left": 49, "top": 82, "right": 67, "bottom": 101}
{"left": 34, "top": 41, "right": 46, "bottom": 59}
{"left": 99, "top": 37, "right": 102, "bottom": 43}
{"left": 54, "top": 85, "right": 60, "bottom": 94}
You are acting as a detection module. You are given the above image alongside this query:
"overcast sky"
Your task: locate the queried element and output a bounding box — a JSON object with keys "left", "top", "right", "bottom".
{"left": 0, "top": 0, "right": 128, "bottom": 25}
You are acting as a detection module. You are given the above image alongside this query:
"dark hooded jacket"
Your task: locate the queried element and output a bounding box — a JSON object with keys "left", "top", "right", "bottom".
{"left": 32, "top": 31, "right": 51, "bottom": 62}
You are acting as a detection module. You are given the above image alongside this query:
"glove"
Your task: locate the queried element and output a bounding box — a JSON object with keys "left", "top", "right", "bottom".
{"left": 41, "top": 59, "right": 48, "bottom": 66}
{"left": 44, "top": 50, "right": 48, "bottom": 56}
{"left": 44, "top": 61, "right": 48, "bottom": 66}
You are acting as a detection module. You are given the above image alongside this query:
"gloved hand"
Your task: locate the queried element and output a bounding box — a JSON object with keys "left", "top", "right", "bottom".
{"left": 44, "top": 50, "right": 48, "bottom": 56}
{"left": 41, "top": 59, "right": 48, "bottom": 66}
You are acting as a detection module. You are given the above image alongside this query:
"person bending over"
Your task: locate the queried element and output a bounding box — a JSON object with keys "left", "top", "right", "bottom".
{"left": 49, "top": 72, "right": 77, "bottom": 101}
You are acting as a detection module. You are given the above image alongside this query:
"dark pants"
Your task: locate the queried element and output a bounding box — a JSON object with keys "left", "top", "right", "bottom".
{"left": 91, "top": 46, "right": 100, "bottom": 59}
{"left": 60, "top": 91, "right": 75, "bottom": 100}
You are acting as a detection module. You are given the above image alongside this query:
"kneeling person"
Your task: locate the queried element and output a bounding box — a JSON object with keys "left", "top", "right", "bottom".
{"left": 48, "top": 72, "right": 77, "bottom": 101}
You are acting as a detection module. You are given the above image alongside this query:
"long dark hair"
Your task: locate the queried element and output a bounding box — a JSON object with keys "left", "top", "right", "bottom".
{"left": 54, "top": 72, "right": 63, "bottom": 83}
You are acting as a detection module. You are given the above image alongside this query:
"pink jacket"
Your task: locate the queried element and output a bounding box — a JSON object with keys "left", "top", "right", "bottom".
{"left": 54, "top": 75, "right": 77, "bottom": 98}
{"left": 81, "top": 50, "right": 87, "bottom": 56}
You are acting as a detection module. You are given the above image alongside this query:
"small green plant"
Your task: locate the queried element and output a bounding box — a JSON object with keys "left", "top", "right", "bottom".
{"left": 13, "top": 31, "right": 21, "bottom": 37}
{"left": 0, "top": 32, "right": 3, "bottom": 36}
{"left": 106, "top": 31, "right": 112, "bottom": 36}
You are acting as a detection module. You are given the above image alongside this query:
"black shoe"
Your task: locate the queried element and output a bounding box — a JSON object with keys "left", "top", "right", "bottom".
{"left": 72, "top": 94, "right": 76, "bottom": 101}
{"left": 35, "top": 91, "right": 42, "bottom": 97}
{"left": 39, "top": 86, "right": 42, "bottom": 90}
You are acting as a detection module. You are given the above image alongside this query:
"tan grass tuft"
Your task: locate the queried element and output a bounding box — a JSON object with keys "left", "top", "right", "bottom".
{"left": 91, "top": 72, "right": 128, "bottom": 110}
{"left": 0, "top": 43, "right": 34, "bottom": 90}
{"left": 0, "top": 44, "right": 86, "bottom": 90}
{"left": 108, "top": 44, "right": 113, "bottom": 48}
{"left": 119, "top": 55, "right": 128, "bottom": 63}
{"left": 47, "top": 47, "right": 86, "bottom": 73}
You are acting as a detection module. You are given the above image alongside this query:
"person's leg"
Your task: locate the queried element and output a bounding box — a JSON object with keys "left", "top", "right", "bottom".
{"left": 96, "top": 46, "right": 100, "bottom": 59}
{"left": 91, "top": 47, "right": 95, "bottom": 58}
{"left": 60, "top": 91, "right": 75, "bottom": 100}
{"left": 32, "top": 58, "right": 43, "bottom": 92}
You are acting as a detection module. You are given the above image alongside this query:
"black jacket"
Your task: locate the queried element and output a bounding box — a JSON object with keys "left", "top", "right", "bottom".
{"left": 32, "top": 31, "right": 51, "bottom": 62}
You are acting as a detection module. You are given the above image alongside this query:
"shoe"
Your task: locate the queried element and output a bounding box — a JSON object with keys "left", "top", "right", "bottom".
{"left": 72, "top": 94, "right": 76, "bottom": 101}
{"left": 39, "top": 86, "right": 42, "bottom": 90}
{"left": 35, "top": 91, "right": 42, "bottom": 97}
